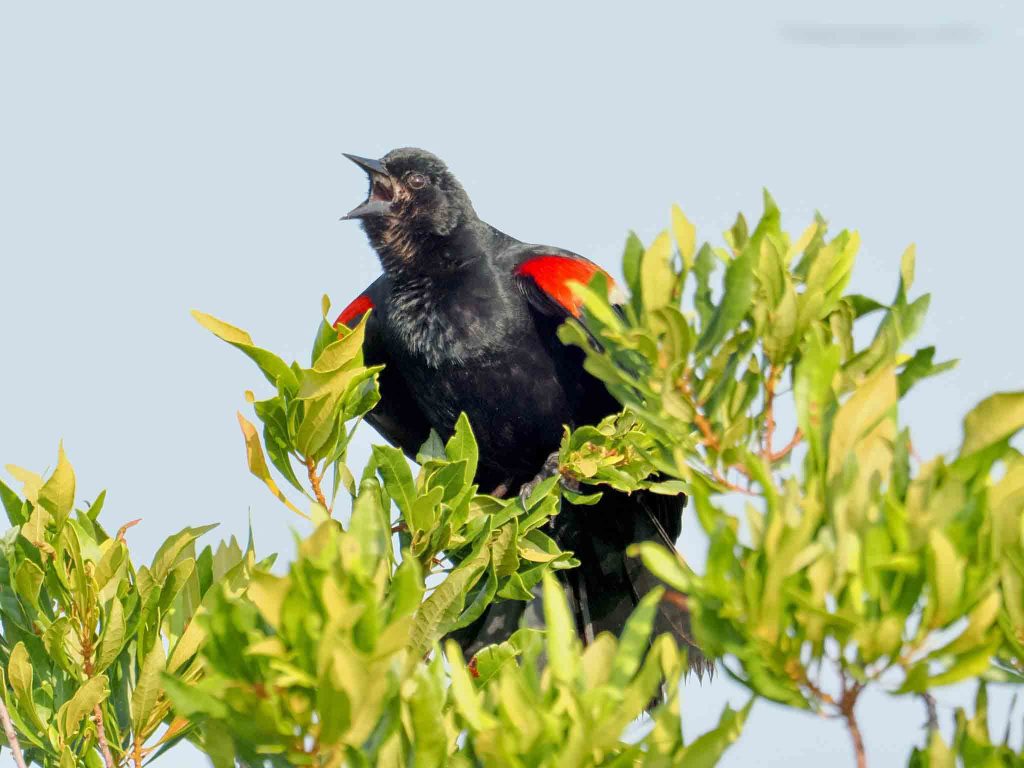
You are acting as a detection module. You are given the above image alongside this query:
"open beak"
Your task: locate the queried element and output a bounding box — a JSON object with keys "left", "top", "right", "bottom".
{"left": 342, "top": 153, "right": 395, "bottom": 220}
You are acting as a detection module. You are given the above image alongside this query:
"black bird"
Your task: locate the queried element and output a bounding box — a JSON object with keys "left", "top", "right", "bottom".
{"left": 338, "top": 147, "right": 701, "bottom": 665}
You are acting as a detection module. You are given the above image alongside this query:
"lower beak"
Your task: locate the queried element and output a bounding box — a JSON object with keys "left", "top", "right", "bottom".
{"left": 342, "top": 198, "right": 393, "bottom": 220}
{"left": 342, "top": 153, "right": 394, "bottom": 220}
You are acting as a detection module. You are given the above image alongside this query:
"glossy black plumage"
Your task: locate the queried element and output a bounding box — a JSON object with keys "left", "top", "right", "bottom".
{"left": 340, "top": 147, "right": 702, "bottom": 666}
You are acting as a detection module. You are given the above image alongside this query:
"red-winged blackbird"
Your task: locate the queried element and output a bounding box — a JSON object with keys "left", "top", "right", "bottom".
{"left": 338, "top": 148, "right": 701, "bottom": 666}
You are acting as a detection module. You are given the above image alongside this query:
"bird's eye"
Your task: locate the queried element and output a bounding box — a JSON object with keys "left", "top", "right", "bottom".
{"left": 407, "top": 172, "right": 428, "bottom": 189}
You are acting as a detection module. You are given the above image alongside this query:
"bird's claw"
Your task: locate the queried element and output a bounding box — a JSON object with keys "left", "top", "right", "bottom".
{"left": 518, "top": 451, "right": 580, "bottom": 504}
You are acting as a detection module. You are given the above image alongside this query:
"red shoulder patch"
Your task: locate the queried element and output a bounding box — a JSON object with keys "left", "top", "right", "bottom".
{"left": 334, "top": 294, "right": 374, "bottom": 328}
{"left": 515, "top": 255, "right": 613, "bottom": 317}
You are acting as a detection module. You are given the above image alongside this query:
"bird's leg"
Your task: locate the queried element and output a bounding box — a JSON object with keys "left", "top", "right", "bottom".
{"left": 489, "top": 479, "right": 512, "bottom": 499}
{"left": 518, "top": 451, "right": 581, "bottom": 502}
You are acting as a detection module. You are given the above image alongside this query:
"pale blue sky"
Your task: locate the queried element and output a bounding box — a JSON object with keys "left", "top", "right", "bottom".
{"left": 2, "top": 2, "right": 1022, "bottom": 765}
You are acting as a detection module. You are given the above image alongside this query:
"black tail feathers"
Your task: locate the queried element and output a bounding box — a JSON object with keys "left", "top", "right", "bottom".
{"left": 449, "top": 486, "right": 711, "bottom": 679}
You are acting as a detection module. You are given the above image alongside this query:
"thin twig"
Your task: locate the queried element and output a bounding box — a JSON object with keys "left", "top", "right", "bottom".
{"left": 305, "top": 456, "right": 329, "bottom": 512}
{"left": 116, "top": 518, "right": 142, "bottom": 544}
{"left": 82, "top": 615, "right": 116, "bottom": 768}
{"left": 762, "top": 365, "right": 780, "bottom": 460}
{"left": 707, "top": 468, "right": 757, "bottom": 496}
{"left": 680, "top": 372, "right": 753, "bottom": 482}
{"left": 0, "top": 695, "right": 28, "bottom": 768}
{"left": 920, "top": 692, "right": 938, "bottom": 732}
{"left": 93, "top": 704, "right": 116, "bottom": 768}
{"left": 770, "top": 428, "right": 803, "bottom": 462}
{"left": 839, "top": 676, "right": 867, "bottom": 768}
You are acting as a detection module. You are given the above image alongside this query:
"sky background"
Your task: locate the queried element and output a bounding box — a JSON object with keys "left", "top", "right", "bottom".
{"left": 2, "top": 1, "right": 1023, "bottom": 765}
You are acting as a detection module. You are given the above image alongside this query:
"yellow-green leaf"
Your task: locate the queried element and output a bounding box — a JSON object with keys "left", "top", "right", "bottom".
{"left": 641, "top": 230, "right": 675, "bottom": 312}
{"left": 131, "top": 640, "right": 166, "bottom": 736}
{"left": 671, "top": 204, "right": 697, "bottom": 269}
{"left": 38, "top": 442, "right": 75, "bottom": 526}
{"left": 959, "top": 391, "right": 1024, "bottom": 458}
{"left": 95, "top": 599, "right": 126, "bottom": 674}
{"left": 237, "top": 412, "right": 306, "bottom": 519}
{"left": 57, "top": 675, "right": 108, "bottom": 738}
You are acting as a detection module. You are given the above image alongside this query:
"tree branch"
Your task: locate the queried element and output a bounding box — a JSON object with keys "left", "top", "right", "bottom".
{"left": 839, "top": 677, "right": 867, "bottom": 768}
{"left": 305, "top": 456, "right": 329, "bottom": 512}
{"left": 761, "top": 365, "right": 780, "bottom": 460}
{"left": 680, "top": 372, "right": 753, "bottom": 484}
{"left": 82, "top": 614, "right": 116, "bottom": 768}
{"left": 0, "top": 695, "right": 28, "bottom": 768}
{"left": 769, "top": 428, "right": 803, "bottom": 462}
{"left": 93, "top": 704, "right": 116, "bottom": 768}
{"left": 707, "top": 468, "right": 758, "bottom": 496}
{"left": 920, "top": 692, "right": 938, "bottom": 732}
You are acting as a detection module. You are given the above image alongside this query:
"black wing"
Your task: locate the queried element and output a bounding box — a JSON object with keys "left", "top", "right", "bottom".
{"left": 335, "top": 277, "right": 432, "bottom": 460}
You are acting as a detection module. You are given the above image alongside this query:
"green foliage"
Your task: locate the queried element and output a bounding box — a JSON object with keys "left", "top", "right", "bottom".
{"left": 3, "top": 202, "right": 1023, "bottom": 766}
{"left": 560, "top": 196, "right": 1024, "bottom": 763}
{"left": 0, "top": 447, "right": 261, "bottom": 766}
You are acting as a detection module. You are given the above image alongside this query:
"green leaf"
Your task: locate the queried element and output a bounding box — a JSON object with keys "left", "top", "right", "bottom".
{"left": 542, "top": 573, "right": 579, "bottom": 684}
{"left": 373, "top": 445, "right": 417, "bottom": 518}
{"left": 695, "top": 244, "right": 754, "bottom": 357}
{"left": 150, "top": 524, "right": 217, "bottom": 585}
{"left": 0, "top": 478, "right": 26, "bottom": 526}
{"left": 350, "top": 478, "right": 388, "bottom": 572}
{"left": 473, "top": 641, "right": 519, "bottom": 684}
{"left": 671, "top": 204, "right": 697, "bottom": 269}
{"left": 794, "top": 330, "right": 840, "bottom": 470}
{"left": 622, "top": 231, "right": 645, "bottom": 299}
{"left": 445, "top": 641, "right": 495, "bottom": 731}
{"left": 763, "top": 278, "right": 798, "bottom": 364}
{"left": 410, "top": 549, "right": 488, "bottom": 658}
{"left": 445, "top": 413, "right": 479, "bottom": 483}
{"left": 490, "top": 523, "right": 520, "bottom": 578}
{"left": 409, "top": 486, "right": 443, "bottom": 534}
{"left": 95, "top": 598, "right": 126, "bottom": 674}
{"left": 679, "top": 699, "right": 754, "bottom": 768}
{"left": 959, "top": 391, "right": 1024, "bottom": 458}
{"left": 57, "top": 675, "right": 109, "bottom": 739}
{"left": 390, "top": 554, "right": 425, "bottom": 620}
{"left": 404, "top": 663, "right": 447, "bottom": 767}
{"left": 6, "top": 464, "right": 43, "bottom": 503}
{"left": 827, "top": 365, "right": 897, "bottom": 481}
{"left": 7, "top": 642, "right": 34, "bottom": 708}
{"left": 927, "top": 641, "right": 1000, "bottom": 688}
{"left": 8, "top": 642, "right": 46, "bottom": 734}
{"left": 913, "top": 731, "right": 955, "bottom": 768}
{"left": 641, "top": 231, "right": 675, "bottom": 312}
{"left": 131, "top": 638, "right": 166, "bottom": 736}
{"left": 427, "top": 460, "right": 469, "bottom": 503}
{"left": 248, "top": 571, "right": 289, "bottom": 630}
{"left": 191, "top": 309, "right": 298, "bottom": 389}
{"left": 898, "top": 346, "right": 957, "bottom": 397}
{"left": 416, "top": 430, "right": 447, "bottom": 463}
{"left": 609, "top": 587, "right": 662, "bottom": 687}
{"left": 38, "top": 442, "right": 75, "bottom": 526}
{"left": 927, "top": 530, "right": 964, "bottom": 627}
{"left": 237, "top": 412, "right": 305, "bottom": 518}
{"left": 14, "top": 559, "right": 45, "bottom": 611}
{"left": 899, "top": 243, "right": 916, "bottom": 297}
{"left": 633, "top": 542, "right": 691, "bottom": 592}
{"left": 313, "top": 313, "right": 368, "bottom": 372}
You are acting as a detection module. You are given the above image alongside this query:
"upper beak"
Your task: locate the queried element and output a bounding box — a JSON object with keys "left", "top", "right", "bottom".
{"left": 341, "top": 153, "right": 394, "bottom": 220}
{"left": 343, "top": 153, "right": 389, "bottom": 176}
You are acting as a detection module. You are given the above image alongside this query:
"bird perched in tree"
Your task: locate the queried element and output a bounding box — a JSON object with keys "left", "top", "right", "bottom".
{"left": 337, "top": 147, "right": 702, "bottom": 668}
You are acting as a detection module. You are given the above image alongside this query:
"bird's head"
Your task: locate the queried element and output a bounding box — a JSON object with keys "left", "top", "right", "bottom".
{"left": 342, "top": 148, "right": 477, "bottom": 271}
